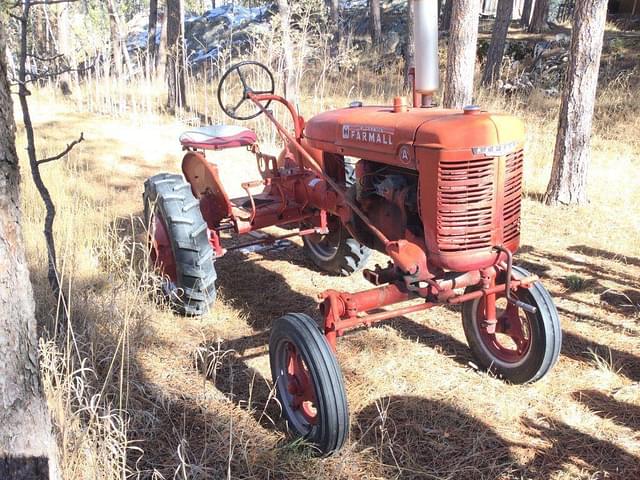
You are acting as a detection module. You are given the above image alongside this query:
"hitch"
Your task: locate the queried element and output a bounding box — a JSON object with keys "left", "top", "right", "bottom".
{"left": 493, "top": 245, "right": 537, "bottom": 314}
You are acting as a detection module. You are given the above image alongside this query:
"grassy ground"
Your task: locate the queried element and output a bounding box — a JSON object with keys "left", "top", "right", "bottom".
{"left": 17, "top": 69, "right": 640, "bottom": 480}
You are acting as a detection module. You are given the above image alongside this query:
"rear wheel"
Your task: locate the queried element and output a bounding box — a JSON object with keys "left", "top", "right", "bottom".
{"left": 144, "top": 173, "right": 216, "bottom": 316}
{"left": 303, "top": 217, "right": 370, "bottom": 276}
{"left": 462, "top": 266, "right": 561, "bottom": 383}
{"left": 269, "top": 313, "right": 349, "bottom": 455}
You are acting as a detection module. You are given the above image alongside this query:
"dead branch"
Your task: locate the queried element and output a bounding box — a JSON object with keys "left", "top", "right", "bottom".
{"left": 15, "top": 0, "right": 69, "bottom": 330}
{"left": 26, "top": 52, "right": 64, "bottom": 62}
{"left": 37, "top": 133, "right": 84, "bottom": 165}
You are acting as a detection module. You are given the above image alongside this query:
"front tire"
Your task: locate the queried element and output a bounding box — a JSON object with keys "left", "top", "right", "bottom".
{"left": 462, "top": 266, "right": 562, "bottom": 383}
{"left": 144, "top": 173, "right": 216, "bottom": 316}
{"left": 269, "top": 313, "right": 349, "bottom": 455}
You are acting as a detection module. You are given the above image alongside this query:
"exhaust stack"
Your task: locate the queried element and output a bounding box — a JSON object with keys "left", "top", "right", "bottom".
{"left": 412, "top": 0, "right": 439, "bottom": 105}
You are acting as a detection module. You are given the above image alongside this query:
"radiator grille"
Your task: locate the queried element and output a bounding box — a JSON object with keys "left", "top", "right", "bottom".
{"left": 503, "top": 149, "right": 524, "bottom": 243}
{"left": 437, "top": 157, "right": 495, "bottom": 252}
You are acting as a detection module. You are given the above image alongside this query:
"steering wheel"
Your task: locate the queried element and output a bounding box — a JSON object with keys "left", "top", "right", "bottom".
{"left": 217, "top": 61, "right": 275, "bottom": 121}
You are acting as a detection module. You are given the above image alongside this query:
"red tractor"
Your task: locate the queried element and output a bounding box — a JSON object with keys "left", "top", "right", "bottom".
{"left": 143, "top": 1, "right": 561, "bottom": 455}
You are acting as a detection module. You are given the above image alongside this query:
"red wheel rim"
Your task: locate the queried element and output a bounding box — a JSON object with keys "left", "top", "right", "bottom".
{"left": 476, "top": 293, "right": 532, "bottom": 363}
{"left": 285, "top": 342, "right": 318, "bottom": 424}
{"left": 149, "top": 212, "right": 177, "bottom": 282}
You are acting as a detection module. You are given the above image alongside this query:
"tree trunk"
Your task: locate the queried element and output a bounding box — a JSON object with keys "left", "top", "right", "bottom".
{"left": 521, "top": 0, "right": 534, "bottom": 27}
{"left": 481, "top": 0, "right": 514, "bottom": 86}
{"left": 106, "top": 0, "right": 122, "bottom": 76}
{"left": 369, "top": 0, "right": 382, "bottom": 45}
{"left": 326, "top": 0, "right": 340, "bottom": 44}
{"left": 166, "top": 0, "right": 186, "bottom": 112}
{"left": 443, "top": 0, "right": 480, "bottom": 108}
{"left": 404, "top": 0, "right": 415, "bottom": 90}
{"left": 0, "top": 18, "right": 59, "bottom": 480}
{"left": 148, "top": 0, "right": 159, "bottom": 75}
{"left": 441, "top": 0, "right": 453, "bottom": 31}
{"left": 276, "top": 0, "right": 296, "bottom": 102}
{"left": 156, "top": 6, "right": 168, "bottom": 79}
{"left": 545, "top": 0, "right": 607, "bottom": 205}
{"left": 528, "top": 0, "right": 549, "bottom": 33}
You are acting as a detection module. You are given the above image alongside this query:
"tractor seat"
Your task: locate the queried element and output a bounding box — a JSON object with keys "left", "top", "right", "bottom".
{"left": 179, "top": 125, "right": 257, "bottom": 151}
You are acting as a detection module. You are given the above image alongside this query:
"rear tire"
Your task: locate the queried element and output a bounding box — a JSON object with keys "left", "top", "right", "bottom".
{"left": 302, "top": 221, "right": 371, "bottom": 276}
{"left": 461, "top": 266, "right": 561, "bottom": 383}
{"left": 144, "top": 173, "right": 216, "bottom": 316}
{"left": 269, "top": 313, "right": 349, "bottom": 455}
{"left": 302, "top": 158, "right": 370, "bottom": 276}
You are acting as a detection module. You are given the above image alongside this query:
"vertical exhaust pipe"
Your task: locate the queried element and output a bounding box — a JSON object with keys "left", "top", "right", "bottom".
{"left": 412, "top": 0, "right": 439, "bottom": 106}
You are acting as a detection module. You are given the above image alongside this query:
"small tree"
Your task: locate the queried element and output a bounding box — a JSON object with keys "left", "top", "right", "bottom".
{"left": 443, "top": 0, "right": 480, "bottom": 108}
{"left": 147, "top": 0, "right": 159, "bottom": 74}
{"left": 326, "top": 0, "right": 340, "bottom": 43}
{"left": 545, "top": 0, "right": 608, "bottom": 205}
{"left": 521, "top": 0, "right": 534, "bottom": 28}
{"left": 166, "top": 0, "right": 186, "bottom": 112}
{"left": 441, "top": 0, "right": 452, "bottom": 31}
{"left": 528, "top": 0, "right": 549, "bottom": 33}
{"left": 369, "top": 0, "right": 382, "bottom": 45}
{"left": 276, "top": 0, "right": 296, "bottom": 102}
{"left": 481, "top": 0, "right": 514, "bottom": 86}
{"left": 404, "top": 0, "right": 415, "bottom": 90}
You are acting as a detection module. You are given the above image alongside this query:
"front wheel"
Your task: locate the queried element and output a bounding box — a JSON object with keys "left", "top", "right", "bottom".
{"left": 462, "top": 266, "right": 562, "bottom": 383}
{"left": 269, "top": 313, "right": 349, "bottom": 455}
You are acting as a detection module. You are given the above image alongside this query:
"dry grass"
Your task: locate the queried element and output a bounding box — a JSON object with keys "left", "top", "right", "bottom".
{"left": 16, "top": 56, "right": 640, "bottom": 480}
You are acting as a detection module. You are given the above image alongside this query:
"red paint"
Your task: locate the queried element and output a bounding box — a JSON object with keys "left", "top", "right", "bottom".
{"left": 285, "top": 342, "right": 317, "bottom": 424}
{"left": 150, "top": 213, "right": 177, "bottom": 282}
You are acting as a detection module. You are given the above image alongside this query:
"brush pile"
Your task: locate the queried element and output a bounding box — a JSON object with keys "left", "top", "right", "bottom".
{"left": 498, "top": 35, "right": 571, "bottom": 96}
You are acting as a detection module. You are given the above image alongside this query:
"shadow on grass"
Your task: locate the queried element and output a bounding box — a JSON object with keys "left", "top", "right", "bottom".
{"left": 522, "top": 417, "right": 640, "bottom": 478}
{"left": 562, "top": 330, "right": 640, "bottom": 382}
{"left": 573, "top": 389, "right": 640, "bottom": 432}
{"left": 353, "top": 395, "right": 515, "bottom": 480}
{"left": 353, "top": 396, "right": 640, "bottom": 479}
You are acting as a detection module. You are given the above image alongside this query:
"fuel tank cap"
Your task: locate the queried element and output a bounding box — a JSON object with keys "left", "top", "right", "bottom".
{"left": 463, "top": 105, "right": 481, "bottom": 115}
{"left": 349, "top": 101, "right": 363, "bottom": 108}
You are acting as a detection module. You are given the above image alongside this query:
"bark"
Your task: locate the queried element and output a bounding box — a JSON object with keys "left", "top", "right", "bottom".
{"left": 441, "top": 0, "right": 452, "bottom": 31}
{"left": 326, "top": 0, "right": 340, "bottom": 44}
{"left": 107, "top": 0, "right": 133, "bottom": 77}
{"left": 156, "top": 6, "right": 168, "bottom": 79}
{"left": 528, "top": 0, "right": 549, "bottom": 33}
{"left": 481, "top": 0, "right": 514, "bottom": 86}
{"left": 521, "top": 0, "right": 534, "bottom": 27}
{"left": 369, "top": 0, "right": 382, "bottom": 45}
{"left": 148, "top": 0, "right": 159, "bottom": 75}
{"left": 443, "top": 0, "right": 480, "bottom": 108}
{"left": 545, "top": 0, "right": 608, "bottom": 205}
{"left": 106, "top": 0, "right": 122, "bottom": 76}
{"left": 404, "top": 0, "right": 415, "bottom": 90}
{"left": 56, "top": 4, "right": 72, "bottom": 89}
{"left": 166, "top": 0, "right": 186, "bottom": 112}
{"left": 0, "top": 17, "right": 59, "bottom": 480}
{"left": 276, "top": 0, "right": 296, "bottom": 102}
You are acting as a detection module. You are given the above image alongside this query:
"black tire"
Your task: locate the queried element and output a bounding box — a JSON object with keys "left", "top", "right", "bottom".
{"left": 269, "top": 313, "right": 349, "bottom": 455}
{"left": 302, "top": 221, "right": 371, "bottom": 276}
{"left": 462, "top": 266, "right": 562, "bottom": 383}
{"left": 143, "top": 173, "right": 217, "bottom": 316}
{"left": 302, "top": 156, "right": 370, "bottom": 276}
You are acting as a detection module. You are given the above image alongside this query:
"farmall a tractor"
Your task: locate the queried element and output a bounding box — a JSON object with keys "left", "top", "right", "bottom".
{"left": 143, "top": 0, "right": 561, "bottom": 454}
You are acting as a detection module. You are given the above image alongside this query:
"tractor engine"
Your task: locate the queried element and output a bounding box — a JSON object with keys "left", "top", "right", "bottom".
{"left": 352, "top": 161, "right": 421, "bottom": 249}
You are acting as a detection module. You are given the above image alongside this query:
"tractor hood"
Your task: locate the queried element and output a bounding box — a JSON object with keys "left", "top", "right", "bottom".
{"left": 303, "top": 106, "right": 525, "bottom": 166}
